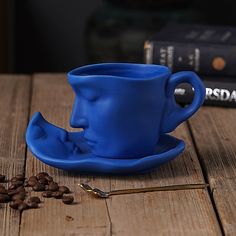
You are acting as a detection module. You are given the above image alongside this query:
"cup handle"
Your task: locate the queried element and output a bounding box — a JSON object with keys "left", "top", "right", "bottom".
{"left": 161, "top": 71, "right": 206, "bottom": 133}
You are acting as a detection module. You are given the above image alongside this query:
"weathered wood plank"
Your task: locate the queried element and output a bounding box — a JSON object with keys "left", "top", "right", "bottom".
{"left": 20, "top": 74, "right": 111, "bottom": 236}
{"left": 189, "top": 107, "right": 236, "bottom": 235}
{"left": 0, "top": 75, "right": 31, "bottom": 236}
{"left": 107, "top": 189, "right": 221, "bottom": 236}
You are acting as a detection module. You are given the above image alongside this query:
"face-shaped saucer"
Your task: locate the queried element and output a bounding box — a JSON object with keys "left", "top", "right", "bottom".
{"left": 25, "top": 112, "right": 185, "bottom": 175}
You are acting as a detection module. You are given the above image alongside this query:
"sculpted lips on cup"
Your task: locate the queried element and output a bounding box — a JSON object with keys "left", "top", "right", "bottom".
{"left": 85, "top": 140, "right": 97, "bottom": 147}
{"left": 83, "top": 135, "right": 97, "bottom": 146}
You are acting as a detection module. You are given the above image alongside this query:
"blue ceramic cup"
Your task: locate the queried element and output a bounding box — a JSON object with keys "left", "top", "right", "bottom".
{"left": 68, "top": 63, "right": 205, "bottom": 159}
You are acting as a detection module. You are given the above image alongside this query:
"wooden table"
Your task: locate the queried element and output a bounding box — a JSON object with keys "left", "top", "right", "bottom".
{"left": 0, "top": 74, "right": 235, "bottom": 236}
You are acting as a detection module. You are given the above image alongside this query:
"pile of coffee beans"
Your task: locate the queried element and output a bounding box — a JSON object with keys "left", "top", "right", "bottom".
{"left": 0, "top": 172, "right": 74, "bottom": 212}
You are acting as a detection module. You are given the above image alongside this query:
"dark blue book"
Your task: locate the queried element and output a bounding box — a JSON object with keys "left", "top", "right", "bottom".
{"left": 144, "top": 23, "right": 236, "bottom": 76}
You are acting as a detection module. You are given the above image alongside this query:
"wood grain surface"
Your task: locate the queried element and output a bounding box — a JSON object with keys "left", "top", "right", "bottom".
{"left": 189, "top": 107, "right": 236, "bottom": 235}
{"left": 1, "top": 74, "right": 232, "bottom": 235}
{"left": 107, "top": 189, "right": 221, "bottom": 236}
{"left": 20, "top": 74, "right": 221, "bottom": 236}
{"left": 0, "top": 75, "right": 31, "bottom": 236}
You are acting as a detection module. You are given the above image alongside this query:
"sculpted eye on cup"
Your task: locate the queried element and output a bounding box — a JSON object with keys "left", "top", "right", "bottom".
{"left": 78, "top": 89, "right": 99, "bottom": 102}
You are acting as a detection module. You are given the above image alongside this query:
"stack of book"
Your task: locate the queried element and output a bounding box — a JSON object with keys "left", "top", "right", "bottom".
{"left": 144, "top": 23, "right": 236, "bottom": 107}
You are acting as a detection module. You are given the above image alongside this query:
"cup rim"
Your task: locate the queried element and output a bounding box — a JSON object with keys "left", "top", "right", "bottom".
{"left": 67, "top": 63, "right": 171, "bottom": 81}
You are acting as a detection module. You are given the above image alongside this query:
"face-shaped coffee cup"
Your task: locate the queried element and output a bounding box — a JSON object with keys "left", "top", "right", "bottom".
{"left": 68, "top": 63, "right": 205, "bottom": 158}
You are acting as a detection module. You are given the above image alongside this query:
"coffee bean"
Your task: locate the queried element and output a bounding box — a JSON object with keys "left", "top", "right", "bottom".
{"left": 8, "top": 189, "right": 19, "bottom": 196}
{"left": 10, "top": 203, "right": 19, "bottom": 209}
{"left": 8, "top": 186, "right": 25, "bottom": 196}
{"left": 27, "top": 201, "right": 38, "bottom": 209}
{"left": 8, "top": 184, "right": 18, "bottom": 190}
{"left": 42, "top": 191, "right": 53, "bottom": 198}
{"left": 38, "top": 177, "right": 48, "bottom": 185}
{"left": 52, "top": 191, "right": 64, "bottom": 199}
{"left": 14, "top": 199, "right": 24, "bottom": 204}
{"left": 9, "top": 181, "right": 24, "bottom": 187}
{"left": 28, "top": 196, "right": 41, "bottom": 204}
{"left": 36, "top": 172, "right": 49, "bottom": 179}
{"left": 0, "top": 185, "right": 7, "bottom": 194}
{"left": 0, "top": 194, "right": 11, "bottom": 203}
{"left": 18, "top": 202, "right": 28, "bottom": 212}
{"left": 15, "top": 174, "right": 25, "bottom": 181}
{"left": 0, "top": 174, "right": 6, "bottom": 182}
{"left": 62, "top": 196, "right": 74, "bottom": 204}
{"left": 29, "top": 176, "right": 37, "bottom": 182}
{"left": 10, "top": 177, "right": 18, "bottom": 182}
{"left": 16, "top": 186, "right": 26, "bottom": 193}
{"left": 9, "top": 199, "right": 23, "bottom": 209}
{"left": 65, "top": 215, "right": 74, "bottom": 221}
{"left": 12, "top": 193, "right": 26, "bottom": 201}
{"left": 32, "top": 183, "right": 45, "bottom": 191}
{"left": 48, "top": 182, "right": 59, "bottom": 192}
{"left": 28, "top": 180, "right": 38, "bottom": 187}
{"left": 59, "top": 186, "right": 70, "bottom": 194}
{"left": 45, "top": 176, "right": 53, "bottom": 183}
{"left": 0, "top": 173, "right": 75, "bottom": 211}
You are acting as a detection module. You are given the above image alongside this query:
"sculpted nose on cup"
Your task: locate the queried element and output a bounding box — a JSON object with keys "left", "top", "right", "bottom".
{"left": 70, "top": 97, "right": 89, "bottom": 128}
{"left": 70, "top": 106, "right": 89, "bottom": 128}
{"left": 70, "top": 116, "right": 88, "bottom": 128}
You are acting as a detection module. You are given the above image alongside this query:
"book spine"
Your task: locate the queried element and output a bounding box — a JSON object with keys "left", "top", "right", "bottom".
{"left": 144, "top": 40, "right": 236, "bottom": 77}
{"left": 174, "top": 79, "right": 236, "bottom": 107}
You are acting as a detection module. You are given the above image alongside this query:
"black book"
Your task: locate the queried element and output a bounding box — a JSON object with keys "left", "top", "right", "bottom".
{"left": 144, "top": 23, "right": 236, "bottom": 76}
{"left": 175, "top": 77, "right": 236, "bottom": 107}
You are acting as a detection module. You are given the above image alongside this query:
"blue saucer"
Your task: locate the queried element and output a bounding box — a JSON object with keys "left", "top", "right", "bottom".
{"left": 26, "top": 112, "right": 185, "bottom": 175}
